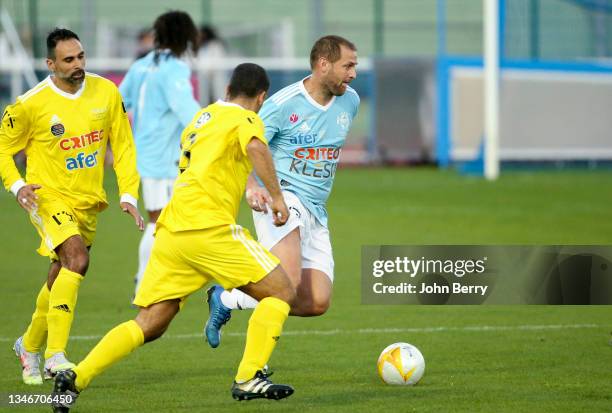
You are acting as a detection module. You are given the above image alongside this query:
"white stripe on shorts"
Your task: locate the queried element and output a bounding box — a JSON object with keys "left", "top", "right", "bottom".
{"left": 30, "top": 208, "right": 55, "bottom": 252}
{"left": 237, "top": 226, "right": 276, "bottom": 272}
{"left": 231, "top": 225, "right": 276, "bottom": 273}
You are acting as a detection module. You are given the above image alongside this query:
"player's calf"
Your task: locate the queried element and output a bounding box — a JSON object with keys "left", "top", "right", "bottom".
{"left": 134, "top": 299, "right": 180, "bottom": 343}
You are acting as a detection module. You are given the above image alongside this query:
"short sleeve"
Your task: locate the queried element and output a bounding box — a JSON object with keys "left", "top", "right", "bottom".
{"left": 258, "top": 98, "right": 282, "bottom": 143}
{"left": 238, "top": 114, "right": 267, "bottom": 155}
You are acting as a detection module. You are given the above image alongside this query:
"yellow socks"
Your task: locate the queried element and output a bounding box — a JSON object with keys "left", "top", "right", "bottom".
{"left": 23, "top": 282, "right": 50, "bottom": 353}
{"left": 45, "top": 268, "right": 83, "bottom": 359}
{"left": 235, "top": 297, "right": 290, "bottom": 382}
{"left": 73, "top": 320, "right": 144, "bottom": 391}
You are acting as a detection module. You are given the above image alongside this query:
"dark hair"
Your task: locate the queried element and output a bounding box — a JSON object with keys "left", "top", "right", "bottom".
{"left": 46, "top": 28, "right": 80, "bottom": 59}
{"left": 199, "top": 25, "right": 219, "bottom": 44}
{"left": 153, "top": 10, "right": 198, "bottom": 60}
{"left": 227, "top": 63, "right": 270, "bottom": 99}
{"left": 309, "top": 35, "right": 356, "bottom": 69}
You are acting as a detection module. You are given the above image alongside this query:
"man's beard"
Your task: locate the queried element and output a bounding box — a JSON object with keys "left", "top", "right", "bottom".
{"left": 65, "top": 69, "right": 85, "bottom": 85}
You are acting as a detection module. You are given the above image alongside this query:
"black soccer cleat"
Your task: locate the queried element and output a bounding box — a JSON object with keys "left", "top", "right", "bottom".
{"left": 51, "top": 369, "right": 79, "bottom": 412}
{"left": 231, "top": 369, "right": 294, "bottom": 401}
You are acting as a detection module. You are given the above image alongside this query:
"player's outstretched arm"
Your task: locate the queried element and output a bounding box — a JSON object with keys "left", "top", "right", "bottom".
{"left": 246, "top": 138, "right": 288, "bottom": 226}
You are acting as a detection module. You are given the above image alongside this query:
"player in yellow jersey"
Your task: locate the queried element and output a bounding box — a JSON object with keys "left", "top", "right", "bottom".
{"left": 51, "top": 63, "right": 297, "bottom": 411}
{"left": 0, "top": 28, "right": 144, "bottom": 386}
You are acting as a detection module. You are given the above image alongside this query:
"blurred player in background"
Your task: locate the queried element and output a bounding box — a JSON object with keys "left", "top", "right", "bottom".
{"left": 119, "top": 10, "right": 200, "bottom": 297}
{"left": 52, "top": 64, "right": 296, "bottom": 411}
{"left": 199, "top": 24, "right": 229, "bottom": 104}
{"left": 0, "top": 28, "right": 143, "bottom": 385}
{"left": 205, "top": 35, "right": 359, "bottom": 347}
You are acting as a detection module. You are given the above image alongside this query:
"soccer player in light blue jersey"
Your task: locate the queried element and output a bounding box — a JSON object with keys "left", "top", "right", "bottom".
{"left": 119, "top": 11, "right": 200, "bottom": 296}
{"left": 205, "top": 35, "right": 359, "bottom": 348}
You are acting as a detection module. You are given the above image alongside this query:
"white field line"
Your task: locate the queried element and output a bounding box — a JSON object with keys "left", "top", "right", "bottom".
{"left": 0, "top": 323, "right": 601, "bottom": 343}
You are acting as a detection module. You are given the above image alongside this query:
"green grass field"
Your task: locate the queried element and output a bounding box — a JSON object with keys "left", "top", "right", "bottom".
{"left": 1, "top": 167, "right": 611, "bottom": 412}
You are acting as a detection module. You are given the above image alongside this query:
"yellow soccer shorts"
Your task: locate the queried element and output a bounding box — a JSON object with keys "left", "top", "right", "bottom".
{"left": 28, "top": 191, "right": 97, "bottom": 261}
{"left": 133, "top": 224, "right": 280, "bottom": 308}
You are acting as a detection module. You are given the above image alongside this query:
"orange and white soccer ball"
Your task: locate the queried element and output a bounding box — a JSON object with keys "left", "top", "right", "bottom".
{"left": 377, "top": 342, "right": 425, "bottom": 385}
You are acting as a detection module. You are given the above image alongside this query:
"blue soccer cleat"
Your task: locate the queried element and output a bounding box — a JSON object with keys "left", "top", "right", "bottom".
{"left": 204, "top": 285, "right": 232, "bottom": 348}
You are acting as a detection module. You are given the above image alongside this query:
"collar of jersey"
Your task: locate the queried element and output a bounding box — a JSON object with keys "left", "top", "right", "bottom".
{"left": 299, "top": 76, "right": 336, "bottom": 111}
{"left": 46, "top": 75, "right": 86, "bottom": 99}
{"left": 216, "top": 99, "right": 247, "bottom": 110}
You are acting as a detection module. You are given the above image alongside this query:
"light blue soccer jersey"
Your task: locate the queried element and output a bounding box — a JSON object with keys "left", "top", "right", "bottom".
{"left": 259, "top": 77, "right": 360, "bottom": 227}
{"left": 119, "top": 50, "right": 200, "bottom": 178}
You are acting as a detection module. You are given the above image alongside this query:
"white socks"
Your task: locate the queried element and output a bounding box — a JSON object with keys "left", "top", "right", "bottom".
{"left": 220, "top": 289, "right": 259, "bottom": 310}
{"left": 134, "top": 223, "right": 155, "bottom": 295}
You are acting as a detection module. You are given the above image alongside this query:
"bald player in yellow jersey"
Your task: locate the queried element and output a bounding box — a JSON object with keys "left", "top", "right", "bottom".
{"left": 0, "top": 28, "right": 143, "bottom": 386}
{"left": 51, "top": 63, "right": 297, "bottom": 411}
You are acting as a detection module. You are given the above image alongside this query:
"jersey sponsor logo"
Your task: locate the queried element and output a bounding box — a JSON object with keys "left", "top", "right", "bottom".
{"left": 294, "top": 147, "right": 341, "bottom": 161}
{"left": 288, "top": 158, "right": 338, "bottom": 179}
{"left": 59, "top": 130, "right": 104, "bottom": 150}
{"left": 289, "top": 113, "right": 299, "bottom": 123}
{"left": 51, "top": 123, "right": 65, "bottom": 137}
{"left": 289, "top": 133, "right": 318, "bottom": 145}
{"left": 65, "top": 150, "right": 100, "bottom": 170}
{"left": 195, "top": 112, "right": 211, "bottom": 128}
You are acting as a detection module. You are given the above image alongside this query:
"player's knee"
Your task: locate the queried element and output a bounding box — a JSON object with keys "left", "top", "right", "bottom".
{"left": 301, "top": 297, "right": 330, "bottom": 317}
{"left": 63, "top": 251, "right": 90, "bottom": 275}
{"left": 305, "top": 297, "right": 330, "bottom": 316}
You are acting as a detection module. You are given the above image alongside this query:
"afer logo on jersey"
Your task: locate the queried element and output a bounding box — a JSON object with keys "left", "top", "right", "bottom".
{"left": 65, "top": 150, "right": 100, "bottom": 170}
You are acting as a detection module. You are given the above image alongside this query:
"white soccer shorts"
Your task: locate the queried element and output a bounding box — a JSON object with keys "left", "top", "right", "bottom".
{"left": 252, "top": 190, "right": 334, "bottom": 281}
{"left": 141, "top": 177, "right": 175, "bottom": 212}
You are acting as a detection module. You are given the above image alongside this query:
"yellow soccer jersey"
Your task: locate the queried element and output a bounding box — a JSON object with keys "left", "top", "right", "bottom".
{"left": 0, "top": 73, "right": 139, "bottom": 210}
{"left": 158, "top": 101, "right": 267, "bottom": 232}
